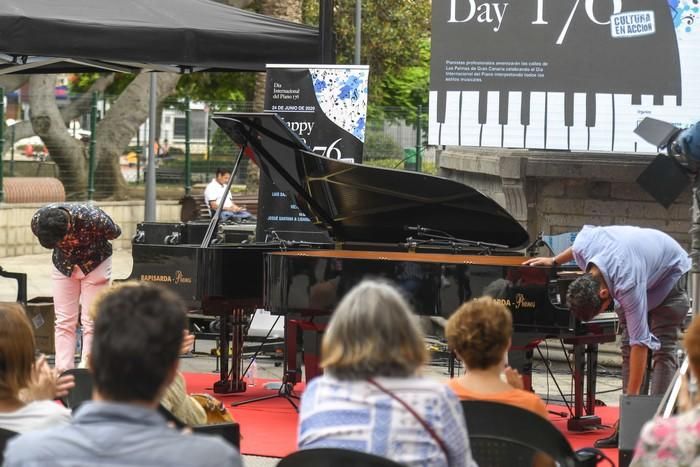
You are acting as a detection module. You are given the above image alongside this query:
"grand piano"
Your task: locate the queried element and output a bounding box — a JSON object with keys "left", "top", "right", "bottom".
{"left": 125, "top": 147, "right": 327, "bottom": 394}
{"left": 211, "top": 113, "right": 617, "bottom": 431}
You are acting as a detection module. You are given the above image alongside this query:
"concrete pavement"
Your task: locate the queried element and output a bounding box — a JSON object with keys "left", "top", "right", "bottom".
{"left": 0, "top": 248, "right": 134, "bottom": 302}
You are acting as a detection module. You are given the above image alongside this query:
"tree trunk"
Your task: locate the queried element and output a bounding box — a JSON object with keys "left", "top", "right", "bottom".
{"left": 0, "top": 76, "right": 29, "bottom": 93}
{"left": 93, "top": 72, "right": 180, "bottom": 200}
{"left": 1, "top": 76, "right": 30, "bottom": 155}
{"left": 4, "top": 74, "right": 115, "bottom": 155}
{"left": 28, "top": 75, "right": 88, "bottom": 200}
{"left": 61, "top": 74, "right": 115, "bottom": 123}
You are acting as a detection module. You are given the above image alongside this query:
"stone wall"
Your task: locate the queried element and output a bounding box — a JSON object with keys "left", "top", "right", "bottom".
{"left": 438, "top": 148, "right": 693, "bottom": 248}
{"left": 0, "top": 201, "right": 181, "bottom": 258}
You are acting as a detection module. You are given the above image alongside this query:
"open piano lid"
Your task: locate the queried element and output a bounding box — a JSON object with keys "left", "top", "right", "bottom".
{"left": 213, "top": 112, "right": 530, "bottom": 249}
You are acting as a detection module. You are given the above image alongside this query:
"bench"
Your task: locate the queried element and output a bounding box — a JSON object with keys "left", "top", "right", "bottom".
{"left": 155, "top": 168, "right": 185, "bottom": 184}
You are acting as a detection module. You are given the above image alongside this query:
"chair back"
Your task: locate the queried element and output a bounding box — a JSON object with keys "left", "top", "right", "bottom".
{"left": 461, "top": 400, "right": 580, "bottom": 467}
{"left": 158, "top": 404, "right": 240, "bottom": 450}
{"left": 59, "top": 368, "right": 93, "bottom": 410}
{"left": 278, "top": 448, "right": 405, "bottom": 467}
{"left": 0, "top": 427, "right": 19, "bottom": 464}
{"left": 193, "top": 422, "right": 240, "bottom": 449}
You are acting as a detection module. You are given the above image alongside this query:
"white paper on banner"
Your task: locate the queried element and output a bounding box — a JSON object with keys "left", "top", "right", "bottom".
{"left": 309, "top": 68, "right": 369, "bottom": 142}
{"left": 428, "top": 1, "right": 700, "bottom": 153}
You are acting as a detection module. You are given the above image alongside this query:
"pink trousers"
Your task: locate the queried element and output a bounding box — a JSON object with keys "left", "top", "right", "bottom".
{"left": 51, "top": 257, "right": 112, "bottom": 371}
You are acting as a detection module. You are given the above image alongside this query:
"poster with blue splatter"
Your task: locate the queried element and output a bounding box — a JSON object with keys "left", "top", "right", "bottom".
{"left": 257, "top": 64, "right": 370, "bottom": 242}
{"left": 429, "top": 0, "right": 700, "bottom": 153}
{"left": 265, "top": 64, "right": 369, "bottom": 161}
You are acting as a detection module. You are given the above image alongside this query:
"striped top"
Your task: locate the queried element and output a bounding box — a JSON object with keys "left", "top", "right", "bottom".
{"left": 298, "top": 375, "right": 477, "bottom": 467}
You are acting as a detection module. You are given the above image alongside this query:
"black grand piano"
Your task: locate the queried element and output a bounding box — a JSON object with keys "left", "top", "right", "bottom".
{"left": 127, "top": 112, "right": 615, "bottom": 430}
{"left": 211, "top": 113, "right": 617, "bottom": 431}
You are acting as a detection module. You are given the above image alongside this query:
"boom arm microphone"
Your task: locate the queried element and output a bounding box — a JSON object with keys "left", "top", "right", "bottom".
{"left": 404, "top": 225, "right": 427, "bottom": 233}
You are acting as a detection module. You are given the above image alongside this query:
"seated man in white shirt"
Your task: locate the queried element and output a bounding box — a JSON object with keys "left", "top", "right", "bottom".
{"left": 204, "top": 167, "right": 253, "bottom": 222}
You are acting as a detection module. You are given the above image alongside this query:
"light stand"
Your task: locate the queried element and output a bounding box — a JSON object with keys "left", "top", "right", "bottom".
{"left": 634, "top": 117, "right": 700, "bottom": 316}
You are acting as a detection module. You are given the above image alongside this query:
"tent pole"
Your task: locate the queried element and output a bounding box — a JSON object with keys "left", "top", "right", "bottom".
{"left": 354, "top": 0, "right": 361, "bottom": 65}
{"left": 320, "top": 0, "right": 335, "bottom": 64}
{"left": 87, "top": 92, "right": 97, "bottom": 201}
{"left": 692, "top": 174, "right": 700, "bottom": 315}
{"left": 185, "top": 97, "right": 191, "bottom": 195}
{"left": 10, "top": 124, "right": 15, "bottom": 176}
{"left": 0, "top": 87, "right": 4, "bottom": 203}
{"left": 145, "top": 72, "right": 157, "bottom": 221}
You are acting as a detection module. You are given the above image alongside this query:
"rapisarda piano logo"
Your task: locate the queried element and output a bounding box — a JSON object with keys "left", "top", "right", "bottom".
{"left": 494, "top": 293, "right": 537, "bottom": 310}
{"left": 140, "top": 271, "right": 192, "bottom": 284}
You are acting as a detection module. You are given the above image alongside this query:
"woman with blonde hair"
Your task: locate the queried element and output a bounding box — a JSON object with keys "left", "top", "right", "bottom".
{"left": 445, "top": 296, "right": 549, "bottom": 418}
{"left": 0, "top": 303, "right": 72, "bottom": 432}
{"left": 297, "top": 280, "right": 476, "bottom": 467}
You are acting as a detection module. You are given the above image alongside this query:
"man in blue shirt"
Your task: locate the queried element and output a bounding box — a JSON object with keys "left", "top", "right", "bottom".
{"left": 4, "top": 282, "right": 242, "bottom": 467}
{"left": 526, "top": 225, "right": 690, "bottom": 447}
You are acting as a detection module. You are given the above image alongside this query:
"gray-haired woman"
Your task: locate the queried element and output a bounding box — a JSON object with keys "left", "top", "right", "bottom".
{"left": 297, "top": 280, "right": 477, "bottom": 467}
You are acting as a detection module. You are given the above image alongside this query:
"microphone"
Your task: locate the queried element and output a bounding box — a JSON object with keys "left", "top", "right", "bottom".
{"left": 404, "top": 225, "right": 427, "bottom": 234}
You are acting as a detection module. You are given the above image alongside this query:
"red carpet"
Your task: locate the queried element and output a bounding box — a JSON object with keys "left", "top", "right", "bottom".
{"left": 183, "top": 372, "right": 300, "bottom": 458}
{"left": 183, "top": 372, "right": 620, "bottom": 463}
{"left": 548, "top": 405, "right": 619, "bottom": 464}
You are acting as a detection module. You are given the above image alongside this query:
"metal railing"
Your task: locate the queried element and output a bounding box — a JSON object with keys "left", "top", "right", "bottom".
{"left": 0, "top": 94, "right": 430, "bottom": 202}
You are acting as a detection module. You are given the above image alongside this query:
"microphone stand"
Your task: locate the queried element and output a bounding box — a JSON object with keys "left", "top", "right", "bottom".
{"left": 404, "top": 225, "right": 509, "bottom": 254}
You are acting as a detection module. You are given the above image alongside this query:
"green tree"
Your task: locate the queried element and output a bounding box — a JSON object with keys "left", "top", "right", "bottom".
{"left": 303, "top": 0, "right": 431, "bottom": 111}
{"left": 379, "top": 38, "right": 430, "bottom": 121}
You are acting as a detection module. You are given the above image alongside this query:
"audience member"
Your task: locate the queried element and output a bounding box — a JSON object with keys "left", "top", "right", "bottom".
{"left": 4, "top": 282, "right": 241, "bottom": 467}
{"left": 631, "top": 313, "right": 700, "bottom": 466}
{"left": 204, "top": 167, "right": 253, "bottom": 221}
{"left": 445, "top": 296, "right": 549, "bottom": 419}
{"left": 297, "top": 280, "right": 477, "bottom": 467}
{"left": 84, "top": 298, "right": 207, "bottom": 427}
{"left": 0, "top": 303, "right": 72, "bottom": 433}
{"left": 161, "top": 139, "right": 171, "bottom": 158}
{"left": 31, "top": 203, "right": 121, "bottom": 371}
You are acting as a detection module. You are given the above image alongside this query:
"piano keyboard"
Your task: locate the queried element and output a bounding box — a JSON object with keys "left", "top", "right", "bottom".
{"left": 428, "top": 90, "right": 682, "bottom": 153}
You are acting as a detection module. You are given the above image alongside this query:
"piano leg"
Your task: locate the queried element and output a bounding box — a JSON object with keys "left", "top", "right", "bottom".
{"left": 586, "top": 343, "right": 599, "bottom": 417}
{"left": 287, "top": 317, "right": 327, "bottom": 383}
{"left": 302, "top": 327, "right": 323, "bottom": 382}
{"left": 285, "top": 318, "right": 302, "bottom": 384}
{"left": 509, "top": 335, "right": 538, "bottom": 392}
{"left": 213, "top": 312, "right": 232, "bottom": 393}
{"left": 213, "top": 308, "right": 247, "bottom": 394}
{"left": 567, "top": 342, "right": 602, "bottom": 431}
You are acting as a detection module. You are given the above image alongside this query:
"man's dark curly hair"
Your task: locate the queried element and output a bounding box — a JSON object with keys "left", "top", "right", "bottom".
{"left": 566, "top": 273, "right": 604, "bottom": 322}
{"left": 90, "top": 282, "right": 186, "bottom": 403}
{"left": 35, "top": 208, "right": 69, "bottom": 249}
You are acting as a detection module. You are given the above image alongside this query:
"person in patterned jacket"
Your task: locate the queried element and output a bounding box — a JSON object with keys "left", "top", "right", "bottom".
{"left": 31, "top": 203, "right": 121, "bottom": 371}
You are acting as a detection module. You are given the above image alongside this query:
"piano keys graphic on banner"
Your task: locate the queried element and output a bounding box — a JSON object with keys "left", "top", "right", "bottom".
{"left": 429, "top": 0, "right": 700, "bottom": 153}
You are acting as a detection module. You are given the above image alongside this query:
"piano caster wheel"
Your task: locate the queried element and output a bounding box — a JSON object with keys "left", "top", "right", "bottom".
{"left": 213, "top": 379, "right": 247, "bottom": 394}
{"left": 567, "top": 415, "right": 602, "bottom": 432}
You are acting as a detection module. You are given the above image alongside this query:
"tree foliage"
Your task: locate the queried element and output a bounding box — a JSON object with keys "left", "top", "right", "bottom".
{"left": 176, "top": 73, "right": 254, "bottom": 102}
{"left": 303, "top": 0, "right": 431, "bottom": 119}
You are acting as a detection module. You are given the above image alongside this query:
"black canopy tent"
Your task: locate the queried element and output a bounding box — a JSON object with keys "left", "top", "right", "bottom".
{"left": 0, "top": 0, "right": 334, "bottom": 217}
{"left": 0, "top": 0, "right": 327, "bottom": 73}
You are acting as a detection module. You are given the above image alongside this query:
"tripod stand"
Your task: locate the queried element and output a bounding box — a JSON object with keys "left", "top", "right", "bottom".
{"left": 231, "top": 368, "right": 300, "bottom": 410}
{"left": 230, "top": 315, "right": 301, "bottom": 411}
